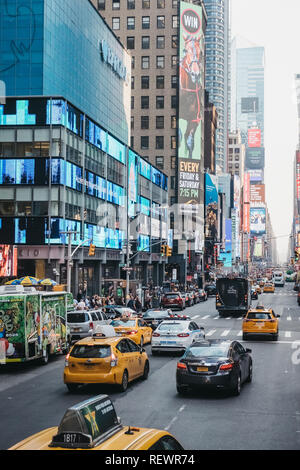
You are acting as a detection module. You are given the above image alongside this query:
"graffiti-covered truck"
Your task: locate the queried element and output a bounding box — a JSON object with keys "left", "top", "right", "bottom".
{"left": 0, "top": 285, "right": 73, "bottom": 365}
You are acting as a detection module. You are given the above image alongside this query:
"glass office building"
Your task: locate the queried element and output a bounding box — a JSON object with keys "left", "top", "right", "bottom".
{"left": 0, "top": 0, "right": 169, "bottom": 295}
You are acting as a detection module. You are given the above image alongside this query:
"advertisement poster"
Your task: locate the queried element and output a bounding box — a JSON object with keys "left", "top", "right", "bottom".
{"left": 0, "top": 245, "right": 17, "bottom": 277}
{"left": 178, "top": 1, "right": 204, "bottom": 205}
{"left": 205, "top": 174, "right": 218, "bottom": 239}
{"left": 248, "top": 129, "right": 261, "bottom": 148}
{"left": 246, "top": 148, "right": 265, "bottom": 170}
{"left": 128, "top": 149, "right": 139, "bottom": 217}
{"left": 249, "top": 169, "right": 264, "bottom": 183}
{"left": 250, "top": 184, "right": 265, "bottom": 204}
{"left": 250, "top": 207, "right": 266, "bottom": 235}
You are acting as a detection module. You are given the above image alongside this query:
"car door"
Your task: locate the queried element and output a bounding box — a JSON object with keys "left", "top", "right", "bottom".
{"left": 233, "top": 342, "right": 248, "bottom": 383}
{"left": 191, "top": 321, "right": 204, "bottom": 340}
{"left": 116, "top": 339, "right": 135, "bottom": 380}
{"left": 126, "top": 338, "right": 143, "bottom": 378}
{"left": 138, "top": 319, "right": 151, "bottom": 344}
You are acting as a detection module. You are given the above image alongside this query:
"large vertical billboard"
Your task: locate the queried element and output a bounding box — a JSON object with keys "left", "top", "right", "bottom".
{"left": 250, "top": 184, "right": 265, "bottom": 204}
{"left": 178, "top": 1, "right": 204, "bottom": 205}
{"left": 0, "top": 245, "right": 17, "bottom": 277}
{"left": 246, "top": 148, "right": 265, "bottom": 170}
{"left": 250, "top": 207, "right": 266, "bottom": 235}
{"left": 205, "top": 174, "right": 218, "bottom": 239}
{"left": 128, "top": 149, "right": 139, "bottom": 218}
{"left": 243, "top": 173, "right": 250, "bottom": 233}
{"left": 248, "top": 128, "right": 261, "bottom": 148}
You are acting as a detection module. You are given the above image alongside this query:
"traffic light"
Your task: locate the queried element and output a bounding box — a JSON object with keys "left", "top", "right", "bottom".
{"left": 161, "top": 244, "right": 166, "bottom": 256}
{"left": 88, "top": 244, "right": 96, "bottom": 256}
{"left": 166, "top": 246, "right": 172, "bottom": 257}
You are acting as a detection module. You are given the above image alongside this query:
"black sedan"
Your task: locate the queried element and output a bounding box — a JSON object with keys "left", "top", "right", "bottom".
{"left": 176, "top": 340, "right": 252, "bottom": 396}
{"left": 251, "top": 289, "right": 258, "bottom": 300}
{"left": 142, "top": 309, "right": 172, "bottom": 330}
{"left": 198, "top": 289, "right": 208, "bottom": 302}
{"left": 204, "top": 284, "right": 217, "bottom": 296}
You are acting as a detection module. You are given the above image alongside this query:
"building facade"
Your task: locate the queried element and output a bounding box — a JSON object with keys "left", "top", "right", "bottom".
{"left": 227, "top": 130, "right": 245, "bottom": 180}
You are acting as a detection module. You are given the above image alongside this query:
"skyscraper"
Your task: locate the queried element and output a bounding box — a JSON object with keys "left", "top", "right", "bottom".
{"left": 203, "top": 0, "right": 230, "bottom": 173}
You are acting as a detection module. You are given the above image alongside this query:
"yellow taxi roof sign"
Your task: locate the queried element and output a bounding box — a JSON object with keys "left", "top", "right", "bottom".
{"left": 92, "top": 325, "right": 117, "bottom": 338}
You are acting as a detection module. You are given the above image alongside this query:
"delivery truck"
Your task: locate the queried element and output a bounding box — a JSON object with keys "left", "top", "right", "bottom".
{"left": 0, "top": 285, "right": 73, "bottom": 365}
{"left": 216, "top": 277, "right": 251, "bottom": 317}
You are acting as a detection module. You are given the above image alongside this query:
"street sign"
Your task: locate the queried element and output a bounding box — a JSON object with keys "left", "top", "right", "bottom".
{"left": 122, "top": 267, "right": 134, "bottom": 271}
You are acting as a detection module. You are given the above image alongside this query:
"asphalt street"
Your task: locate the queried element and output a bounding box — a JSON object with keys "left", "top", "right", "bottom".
{"left": 1, "top": 283, "right": 300, "bottom": 450}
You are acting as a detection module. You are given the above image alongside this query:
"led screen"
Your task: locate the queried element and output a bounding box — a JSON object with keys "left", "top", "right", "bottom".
{"left": 107, "top": 134, "right": 126, "bottom": 164}
{"left": 140, "top": 158, "right": 151, "bottom": 180}
{"left": 138, "top": 235, "right": 150, "bottom": 252}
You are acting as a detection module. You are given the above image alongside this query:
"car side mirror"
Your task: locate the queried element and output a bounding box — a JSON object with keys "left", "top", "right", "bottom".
{"left": 276, "top": 314, "right": 280, "bottom": 318}
{"left": 200, "top": 327, "right": 205, "bottom": 330}
{"left": 140, "top": 347, "right": 145, "bottom": 354}
{"left": 245, "top": 348, "right": 252, "bottom": 353}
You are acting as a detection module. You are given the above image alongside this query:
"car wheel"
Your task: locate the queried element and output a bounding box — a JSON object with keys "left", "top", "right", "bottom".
{"left": 242, "top": 333, "right": 248, "bottom": 341}
{"left": 66, "top": 383, "right": 79, "bottom": 393}
{"left": 246, "top": 362, "right": 252, "bottom": 383}
{"left": 119, "top": 370, "right": 129, "bottom": 392}
{"left": 273, "top": 333, "right": 279, "bottom": 341}
{"left": 142, "top": 361, "right": 150, "bottom": 380}
{"left": 177, "top": 385, "right": 189, "bottom": 396}
{"left": 232, "top": 373, "right": 241, "bottom": 396}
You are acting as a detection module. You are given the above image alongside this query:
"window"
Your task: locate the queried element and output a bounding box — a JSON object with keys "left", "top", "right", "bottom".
{"left": 157, "top": 16, "right": 165, "bottom": 28}
{"left": 171, "top": 176, "right": 176, "bottom": 189}
{"left": 131, "top": 76, "right": 135, "bottom": 89}
{"left": 112, "top": 0, "right": 120, "bottom": 9}
{"left": 171, "top": 156, "right": 176, "bottom": 169}
{"left": 141, "top": 137, "right": 149, "bottom": 150}
{"left": 156, "top": 116, "right": 164, "bottom": 129}
{"left": 130, "top": 136, "right": 134, "bottom": 148}
{"left": 172, "top": 0, "right": 178, "bottom": 7}
{"left": 156, "top": 156, "right": 164, "bottom": 169}
{"left": 127, "top": 0, "right": 135, "bottom": 9}
{"left": 156, "top": 56, "right": 165, "bottom": 69}
{"left": 172, "top": 35, "right": 178, "bottom": 48}
{"left": 142, "top": 56, "right": 150, "bottom": 69}
{"left": 142, "top": 16, "right": 150, "bottom": 29}
{"left": 131, "top": 56, "right": 135, "bottom": 69}
{"left": 127, "top": 339, "right": 140, "bottom": 352}
{"left": 171, "top": 116, "right": 176, "bottom": 129}
{"left": 112, "top": 17, "right": 120, "bottom": 30}
{"left": 172, "top": 15, "right": 178, "bottom": 28}
{"left": 156, "top": 136, "right": 164, "bottom": 149}
{"left": 171, "top": 136, "right": 177, "bottom": 149}
{"left": 171, "top": 56, "right": 178, "bottom": 67}
{"left": 156, "top": 76, "right": 164, "bottom": 89}
{"left": 171, "top": 75, "right": 177, "bottom": 88}
{"left": 142, "top": 36, "right": 150, "bottom": 49}
{"left": 156, "top": 36, "right": 165, "bottom": 49}
{"left": 141, "top": 76, "right": 149, "bottom": 89}
{"left": 141, "top": 116, "right": 149, "bottom": 129}
{"left": 131, "top": 116, "right": 134, "bottom": 130}
{"left": 127, "top": 36, "right": 135, "bottom": 49}
{"left": 98, "top": 0, "right": 105, "bottom": 10}
{"left": 142, "top": 0, "right": 150, "bottom": 8}
{"left": 141, "top": 96, "right": 149, "bottom": 109}
{"left": 127, "top": 17, "right": 135, "bottom": 29}
{"left": 171, "top": 95, "right": 177, "bottom": 108}
{"left": 157, "top": 0, "right": 165, "bottom": 7}
{"left": 131, "top": 96, "right": 134, "bottom": 109}
{"left": 156, "top": 96, "right": 164, "bottom": 109}
{"left": 116, "top": 340, "right": 130, "bottom": 354}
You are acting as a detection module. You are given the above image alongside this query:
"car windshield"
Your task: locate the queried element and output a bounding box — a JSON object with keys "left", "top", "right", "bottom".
{"left": 158, "top": 323, "right": 187, "bottom": 332}
{"left": 164, "top": 294, "right": 180, "bottom": 299}
{"left": 247, "top": 312, "right": 272, "bottom": 320}
{"left": 185, "top": 345, "right": 229, "bottom": 358}
{"left": 67, "top": 313, "right": 89, "bottom": 323}
{"left": 111, "top": 320, "right": 136, "bottom": 327}
{"left": 70, "top": 345, "right": 111, "bottom": 358}
{"left": 144, "top": 311, "right": 169, "bottom": 318}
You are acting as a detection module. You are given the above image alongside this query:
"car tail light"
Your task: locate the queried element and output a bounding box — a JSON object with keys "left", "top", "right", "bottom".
{"left": 177, "top": 362, "right": 187, "bottom": 370}
{"left": 65, "top": 352, "right": 70, "bottom": 367}
{"left": 219, "top": 362, "right": 233, "bottom": 371}
{"left": 89, "top": 322, "right": 94, "bottom": 330}
{"left": 153, "top": 332, "right": 160, "bottom": 337}
{"left": 177, "top": 333, "right": 190, "bottom": 338}
{"left": 129, "top": 330, "right": 138, "bottom": 335}
{"left": 110, "top": 352, "right": 118, "bottom": 367}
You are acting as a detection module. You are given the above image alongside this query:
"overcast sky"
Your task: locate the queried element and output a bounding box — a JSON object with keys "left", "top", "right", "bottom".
{"left": 231, "top": 0, "right": 300, "bottom": 263}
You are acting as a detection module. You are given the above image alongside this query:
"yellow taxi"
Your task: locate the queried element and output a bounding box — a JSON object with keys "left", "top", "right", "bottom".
{"left": 242, "top": 306, "right": 280, "bottom": 341}
{"left": 110, "top": 317, "right": 152, "bottom": 347}
{"left": 63, "top": 326, "right": 149, "bottom": 392}
{"left": 9, "top": 395, "right": 184, "bottom": 451}
{"left": 263, "top": 282, "right": 275, "bottom": 293}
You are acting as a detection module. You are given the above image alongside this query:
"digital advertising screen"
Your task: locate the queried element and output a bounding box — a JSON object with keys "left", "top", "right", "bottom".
{"left": 128, "top": 150, "right": 139, "bottom": 217}
{"left": 246, "top": 148, "right": 265, "bottom": 170}
{"left": 241, "top": 97, "right": 259, "bottom": 114}
{"left": 205, "top": 174, "right": 218, "bottom": 239}
{"left": 0, "top": 245, "right": 17, "bottom": 277}
{"left": 250, "top": 207, "right": 266, "bottom": 235}
{"left": 248, "top": 129, "right": 262, "bottom": 148}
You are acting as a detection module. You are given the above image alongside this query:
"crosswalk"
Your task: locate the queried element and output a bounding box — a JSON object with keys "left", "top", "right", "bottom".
{"left": 191, "top": 314, "right": 300, "bottom": 321}
{"left": 202, "top": 328, "right": 297, "bottom": 341}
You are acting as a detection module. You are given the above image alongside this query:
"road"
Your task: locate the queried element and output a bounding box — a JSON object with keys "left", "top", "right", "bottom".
{"left": 1, "top": 283, "right": 300, "bottom": 450}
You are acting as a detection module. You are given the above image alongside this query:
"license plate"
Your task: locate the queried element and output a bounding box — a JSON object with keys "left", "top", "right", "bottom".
{"left": 197, "top": 367, "right": 208, "bottom": 372}
{"left": 72, "top": 328, "right": 80, "bottom": 332}
{"left": 161, "top": 341, "right": 176, "bottom": 344}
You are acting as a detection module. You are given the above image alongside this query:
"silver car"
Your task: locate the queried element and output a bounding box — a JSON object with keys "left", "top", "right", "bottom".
{"left": 67, "top": 310, "right": 110, "bottom": 342}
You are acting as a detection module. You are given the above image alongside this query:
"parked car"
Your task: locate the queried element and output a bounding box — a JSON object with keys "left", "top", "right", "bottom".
{"left": 204, "top": 283, "right": 217, "bottom": 296}
{"left": 161, "top": 293, "right": 186, "bottom": 311}
{"left": 67, "top": 309, "right": 110, "bottom": 342}
{"left": 198, "top": 289, "right": 208, "bottom": 302}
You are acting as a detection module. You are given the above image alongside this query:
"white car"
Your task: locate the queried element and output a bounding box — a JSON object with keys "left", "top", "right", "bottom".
{"left": 151, "top": 318, "right": 205, "bottom": 355}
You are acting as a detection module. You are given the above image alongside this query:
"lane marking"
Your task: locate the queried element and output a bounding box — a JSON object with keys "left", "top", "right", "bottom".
{"left": 164, "top": 416, "right": 178, "bottom": 431}
{"left": 201, "top": 315, "right": 210, "bottom": 320}
{"left": 237, "top": 331, "right": 242, "bottom": 337}
{"left": 193, "top": 315, "right": 199, "bottom": 319}
{"left": 221, "top": 330, "right": 230, "bottom": 337}
{"left": 179, "top": 405, "right": 186, "bottom": 413}
{"left": 214, "top": 316, "right": 219, "bottom": 320}
{"left": 206, "top": 329, "right": 216, "bottom": 337}
{"left": 287, "top": 317, "right": 292, "bottom": 321}
{"left": 285, "top": 331, "right": 291, "bottom": 338}
{"left": 226, "top": 317, "right": 232, "bottom": 320}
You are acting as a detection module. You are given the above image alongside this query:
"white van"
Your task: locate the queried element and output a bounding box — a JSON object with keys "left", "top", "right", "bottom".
{"left": 272, "top": 271, "right": 285, "bottom": 287}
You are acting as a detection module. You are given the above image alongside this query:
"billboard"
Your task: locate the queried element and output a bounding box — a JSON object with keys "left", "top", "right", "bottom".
{"left": 241, "top": 97, "right": 259, "bottom": 114}
{"left": 296, "top": 151, "right": 300, "bottom": 200}
{"left": 205, "top": 174, "right": 218, "bottom": 239}
{"left": 250, "top": 184, "right": 265, "bottom": 204}
{"left": 253, "top": 239, "right": 263, "bottom": 258}
{"left": 178, "top": 1, "right": 204, "bottom": 205}
{"left": 248, "top": 129, "right": 261, "bottom": 148}
{"left": 250, "top": 207, "right": 266, "bottom": 235}
{"left": 246, "top": 148, "right": 265, "bottom": 170}
{"left": 128, "top": 149, "right": 139, "bottom": 217}
{"left": 249, "top": 169, "right": 264, "bottom": 183}
{"left": 219, "top": 219, "right": 232, "bottom": 268}
{"left": 0, "top": 245, "right": 17, "bottom": 277}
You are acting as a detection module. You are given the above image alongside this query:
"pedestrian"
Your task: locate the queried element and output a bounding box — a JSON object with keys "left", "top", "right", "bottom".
{"left": 127, "top": 295, "right": 136, "bottom": 311}
{"left": 135, "top": 295, "right": 142, "bottom": 314}
{"left": 76, "top": 299, "right": 86, "bottom": 310}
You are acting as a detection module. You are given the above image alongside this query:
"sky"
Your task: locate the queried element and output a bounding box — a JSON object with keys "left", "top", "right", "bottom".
{"left": 231, "top": 0, "right": 300, "bottom": 263}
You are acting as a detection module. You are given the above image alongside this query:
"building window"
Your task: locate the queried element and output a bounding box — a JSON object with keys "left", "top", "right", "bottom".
{"left": 141, "top": 116, "right": 149, "bottom": 129}
{"left": 156, "top": 56, "right": 165, "bottom": 69}
{"left": 172, "top": 0, "right": 178, "bottom": 7}
{"left": 127, "top": 17, "right": 135, "bottom": 29}
{"left": 127, "top": 0, "right": 135, "bottom": 9}
{"left": 170, "top": 196, "right": 176, "bottom": 206}
{"left": 235, "top": 148, "right": 240, "bottom": 154}
{"left": 131, "top": 96, "right": 134, "bottom": 109}
{"left": 172, "top": 35, "right": 178, "bottom": 48}
{"left": 112, "top": 17, "right": 120, "bottom": 30}
{"left": 142, "top": 16, "right": 150, "bottom": 29}
{"left": 142, "top": 36, "right": 150, "bottom": 49}
{"left": 141, "top": 76, "right": 149, "bottom": 89}
{"left": 141, "top": 96, "right": 149, "bottom": 109}
{"left": 172, "top": 15, "right": 178, "bottom": 28}
{"left": 156, "top": 156, "right": 164, "bottom": 169}
{"left": 157, "top": 0, "right": 165, "bottom": 8}
{"left": 156, "top": 116, "right": 164, "bottom": 129}
{"left": 142, "top": 56, "right": 150, "bottom": 69}
{"left": 156, "top": 136, "right": 164, "bottom": 149}
{"left": 142, "top": 0, "right": 150, "bottom": 8}
{"left": 171, "top": 176, "right": 176, "bottom": 189}
{"left": 131, "top": 76, "right": 135, "bottom": 89}
{"left": 171, "top": 156, "right": 176, "bottom": 169}
{"left": 131, "top": 136, "right": 134, "bottom": 148}
{"left": 127, "top": 36, "right": 135, "bottom": 49}
{"left": 171, "top": 116, "right": 176, "bottom": 129}
{"left": 156, "top": 96, "right": 164, "bottom": 109}
{"left": 171, "top": 95, "right": 177, "bottom": 108}
{"left": 171, "top": 55, "right": 178, "bottom": 67}
{"left": 157, "top": 16, "right": 165, "bottom": 28}
{"left": 141, "top": 136, "right": 149, "bottom": 150}
{"left": 131, "top": 56, "right": 135, "bottom": 69}
{"left": 112, "top": 0, "right": 120, "bottom": 9}
{"left": 98, "top": 0, "right": 105, "bottom": 10}
{"left": 171, "top": 136, "right": 177, "bottom": 149}
{"left": 229, "top": 148, "right": 233, "bottom": 154}
{"left": 156, "top": 75, "right": 165, "bottom": 89}
{"left": 156, "top": 36, "right": 165, "bottom": 49}
{"left": 131, "top": 116, "right": 134, "bottom": 130}
{"left": 171, "top": 75, "right": 177, "bottom": 88}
